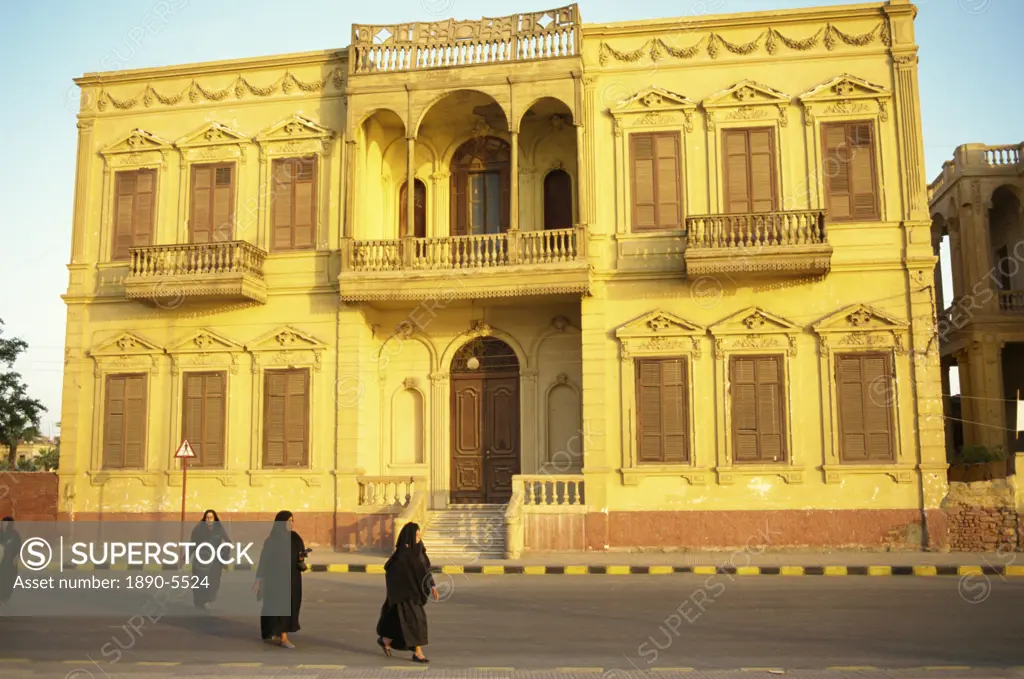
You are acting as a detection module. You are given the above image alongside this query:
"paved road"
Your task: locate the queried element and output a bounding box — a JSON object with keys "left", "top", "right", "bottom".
{"left": 1, "top": 573, "right": 1023, "bottom": 675}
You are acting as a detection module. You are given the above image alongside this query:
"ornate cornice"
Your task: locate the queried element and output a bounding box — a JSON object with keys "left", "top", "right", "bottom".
{"left": 91, "top": 68, "right": 346, "bottom": 113}
{"left": 598, "top": 21, "right": 891, "bottom": 66}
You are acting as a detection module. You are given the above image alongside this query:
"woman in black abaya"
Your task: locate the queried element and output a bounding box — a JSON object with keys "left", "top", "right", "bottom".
{"left": 190, "top": 509, "right": 229, "bottom": 610}
{"left": 0, "top": 517, "right": 22, "bottom": 610}
{"left": 376, "top": 522, "right": 439, "bottom": 663}
{"left": 254, "top": 510, "right": 307, "bottom": 648}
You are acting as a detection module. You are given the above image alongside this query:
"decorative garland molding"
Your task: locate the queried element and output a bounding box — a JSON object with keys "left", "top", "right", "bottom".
{"left": 93, "top": 68, "right": 347, "bottom": 113}
{"left": 598, "top": 21, "right": 891, "bottom": 65}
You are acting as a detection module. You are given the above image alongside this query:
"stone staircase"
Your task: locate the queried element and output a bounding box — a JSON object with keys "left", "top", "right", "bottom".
{"left": 423, "top": 504, "right": 506, "bottom": 560}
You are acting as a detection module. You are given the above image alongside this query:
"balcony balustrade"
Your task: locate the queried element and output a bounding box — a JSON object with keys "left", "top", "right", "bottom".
{"left": 683, "top": 209, "right": 832, "bottom": 278}
{"left": 998, "top": 290, "right": 1024, "bottom": 313}
{"left": 349, "top": 5, "right": 579, "bottom": 74}
{"left": 339, "top": 225, "right": 589, "bottom": 302}
{"left": 124, "top": 241, "right": 268, "bottom": 305}
{"left": 928, "top": 143, "right": 1024, "bottom": 201}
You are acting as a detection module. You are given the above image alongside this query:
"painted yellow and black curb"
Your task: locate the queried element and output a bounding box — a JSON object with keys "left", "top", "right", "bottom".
{"left": 43, "top": 563, "right": 1024, "bottom": 576}
{"left": 310, "top": 563, "right": 1024, "bottom": 576}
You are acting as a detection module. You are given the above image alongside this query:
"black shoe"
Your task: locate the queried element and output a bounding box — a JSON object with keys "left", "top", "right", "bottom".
{"left": 412, "top": 654, "right": 429, "bottom": 663}
{"left": 377, "top": 637, "right": 392, "bottom": 657}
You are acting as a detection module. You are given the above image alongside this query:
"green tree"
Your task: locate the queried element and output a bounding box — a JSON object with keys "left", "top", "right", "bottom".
{"left": 0, "top": 319, "right": 46, "bottom": 468}
{"left": 37, "top": 446, "right": 59, "bottom": 471}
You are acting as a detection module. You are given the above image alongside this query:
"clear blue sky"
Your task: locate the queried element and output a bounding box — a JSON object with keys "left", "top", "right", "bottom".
{"left": 0, "top": 0, "right": 1020, "bottom": 436}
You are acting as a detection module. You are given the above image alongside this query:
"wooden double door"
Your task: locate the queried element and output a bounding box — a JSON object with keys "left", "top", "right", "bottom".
{"left": 450, "top": 373, "right": 520, "bottom": 504}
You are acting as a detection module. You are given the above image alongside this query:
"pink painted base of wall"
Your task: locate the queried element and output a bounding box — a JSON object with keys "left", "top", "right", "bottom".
{"left": 527, "top": 509, "right": 947, "bottom": 552}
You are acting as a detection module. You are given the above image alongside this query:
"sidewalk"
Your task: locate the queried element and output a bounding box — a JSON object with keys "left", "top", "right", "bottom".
{"left": 305, "top": 549, "right": 1024, "bottom": 575}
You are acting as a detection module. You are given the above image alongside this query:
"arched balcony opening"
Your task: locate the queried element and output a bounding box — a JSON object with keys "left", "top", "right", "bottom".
{"left": 988, "top": 185, "right": 1023, "bottom": 311}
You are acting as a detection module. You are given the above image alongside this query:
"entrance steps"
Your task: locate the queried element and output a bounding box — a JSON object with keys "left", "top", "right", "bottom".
{"left": 423, "top": 504, "right": 506, "bottom": 560}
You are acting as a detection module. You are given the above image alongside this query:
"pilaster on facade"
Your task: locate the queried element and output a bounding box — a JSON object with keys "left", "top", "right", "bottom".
{"left": 580, "top": 285, "right": 610, "bottom": 508}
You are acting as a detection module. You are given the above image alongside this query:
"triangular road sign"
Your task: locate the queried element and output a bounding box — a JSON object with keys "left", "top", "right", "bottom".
{"left": 175, "top": 440, "right": 197, "bottom": 459}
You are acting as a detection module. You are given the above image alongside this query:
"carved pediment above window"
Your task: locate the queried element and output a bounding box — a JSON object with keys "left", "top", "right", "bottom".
{"left": 245, "top": 325, "right": 326, "bottom": 372}
{"left": 167, "top": 329, "right": 244, "bottom": 375}
{"left": 701, "top": 80, "right": 792, "bottom": 131}
{"left": 610, "top": 87, "right": 697, "bottom": 133}
{"left": 709, "top": 307, "right": 801, "bottom": 358}
{"left": 175, "top": 122, "right": 250, "bottom": 164}
{"left": 798, "top": 75, "right": 891, "bottom": 125}
{"left": 256, "top": 114, "right": 335, "bottom": 162}
{"left": 812, "top": 303, "right": 908, "bottom": 356}
{"left": 100, "top": 128, "right": 172, "bottom": 169}
{"left": 616, "top": 310, "right": 706, "bottom": 359}
{"left": 90, "top": 331, "right": 163, "bottom": 357}
{"left": 88, "top": 331, "right": 164, "bottom": 375}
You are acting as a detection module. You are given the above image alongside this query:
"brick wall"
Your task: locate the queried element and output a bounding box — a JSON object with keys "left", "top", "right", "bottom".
{"left": 942, "top": 477, "right": 1022, "bottom": 552}
{"left": 0, "top": 472, "right": 59, "bottom": 521}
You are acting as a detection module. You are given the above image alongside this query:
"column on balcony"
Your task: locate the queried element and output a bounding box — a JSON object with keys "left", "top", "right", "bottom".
{"left": 404, "top": 136, "right": 416, "bottom": 266}
{"left": 510, "top": 130, "right": 519, "bottom": 232}
{"left": 575, "top": 123, "right": 586, "bottom": 225}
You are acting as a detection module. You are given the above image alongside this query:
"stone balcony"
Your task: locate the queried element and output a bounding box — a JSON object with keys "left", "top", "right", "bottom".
{"left": 338, "top": 225, "right": 589, "bottom": 303}
{"left": 123, "top": 241, "right": 268, "bottom": 306}
{"left": 928, "top": 143, "right": 1024, "bottom": 202}
{"left": 683, "top": 209, "right": 832, "bottom": 279}
{"left": 348, "top": 5, "right": 580, "bottom": 75}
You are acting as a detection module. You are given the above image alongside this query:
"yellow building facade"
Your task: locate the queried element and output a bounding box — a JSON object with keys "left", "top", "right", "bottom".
{"left": 60, "top": 0, "right": 948, "bottom": 555}
{"left": 930, "top": 143, "right": 1024, "bottom": 459}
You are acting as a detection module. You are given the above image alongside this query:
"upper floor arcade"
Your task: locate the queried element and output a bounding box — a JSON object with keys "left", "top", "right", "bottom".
{"left": 930, "top": 142, "right": 1024, "bottom": 351}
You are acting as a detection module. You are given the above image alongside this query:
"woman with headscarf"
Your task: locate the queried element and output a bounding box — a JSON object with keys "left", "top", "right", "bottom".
{"left": 254, "top": 510, "right": 307, "bottom": 648}
{"left": 0, "top": 516, "right": 22, "bottom": 610}
{"left": 190, "top": 509, "right": 229, "bottom": 610}
{"left": 376, "top": 522, "right": 439, "bottom": 663}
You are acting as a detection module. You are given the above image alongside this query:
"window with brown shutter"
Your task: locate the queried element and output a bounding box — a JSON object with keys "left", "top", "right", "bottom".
{"left": 730, "top": 355, "right": 786, "bottom": 463}
{"left": 189, "top": 163, "right": 236, "bottom": 243}
{"left": 630, "top": 132, "right": 682, "bottom": 232}
{"left": 821, "top": 121, "right": 879, "bottom": 222}
{"left": 722, "top": 128, "right": 778, "bottom": 214}
{"left": 635, "top": 358, "right": 689, "bottom": 463}
{"left": 262, "top": 368, "right": 310, "bottom": 467}
{"left": 112, "top": 169, "right": 156, "bottom": 260}
{"left": 271, "top": 157, "right": 317, "bottom": 250}
{"left": 102, "top": 374, "right": 147, "bottom": 469}
{"left": 835, "top": 353, "right": 895, "bottom": 462}
{"left": 182, "top": 372, "right": 226, "bottom": 468}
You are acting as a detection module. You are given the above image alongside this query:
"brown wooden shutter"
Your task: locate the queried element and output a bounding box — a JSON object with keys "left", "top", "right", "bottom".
{"left": 500, "top": 164, "right": 511, "bottom": 232}
{"left": 103, "top": 374, "right": 147, "bottom": 469}
{"left": 730, "top": 355, "right": 786, "bottom": 463}
{"left": 629, "top": 132, "right": 682, "bottom": 232}
{"left": 836, "top": 353, "right": 894, "bottom": 462}
{"left": 272, "top": 159, "right": 294, "bottom": 250}
{"left": 823, "top": 122, "right": 878, "bottom": 222}
{"left": 724, "top": 128, "right": 777, "bottom": 214}
{"left": 451, "top": 171, "right": 467, "bottom": 236}
{"left": 263, "top": 369, "right": 309, "bottom": 467}
{"left": 635, "top": 358, "right": 689, "bottom": 463}
{"left": 748, "top": 128, "right": 777, "bottom": 212}
{"left": 849, "top": 123, "right": 878, "bottom": 220}
{"left": 655, "top": 134, "right": 681, "bottom": 228}
{"left": 182, "top": 372, "right": 226, "bottom": 469}
{"left": 102, "top": 375, "right": 126, "bottom": 468}
{"left": 190, "top": 163, "right": 234, "bottom": 243}
{"left": 723, "top": 130, "right": 751, "bottom": 215}
{"left": 112, "top": 170, "right": 155, "bottom": 260}
{"left": 293, "top": 158, "right": 315, "bottom": 248}
{"left": 631, "top": 134, "right": 657, "bottom": 230}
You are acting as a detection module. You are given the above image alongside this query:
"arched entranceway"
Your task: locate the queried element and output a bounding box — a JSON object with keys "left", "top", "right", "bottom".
{"left": 449, "top": 336, "right": 521, "bottom": 504}
{"left": 399, "top": 178, "right": 427, "bottom": 238}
